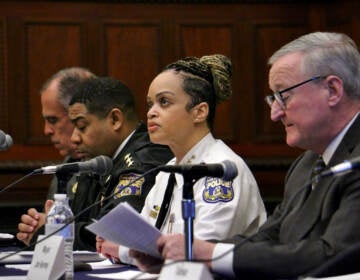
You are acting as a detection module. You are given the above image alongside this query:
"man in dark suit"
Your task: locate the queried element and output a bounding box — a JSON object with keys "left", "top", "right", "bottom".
{"left": 130, "top": 32, "right": 360, "bottom": 279}
{"left": 16, "top": 67, "right": 96, "bottom": 245}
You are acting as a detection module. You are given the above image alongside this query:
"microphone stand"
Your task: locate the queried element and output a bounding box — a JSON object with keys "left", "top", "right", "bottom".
{"left": 182, "top": 173, "right": 196, "bottom": 261}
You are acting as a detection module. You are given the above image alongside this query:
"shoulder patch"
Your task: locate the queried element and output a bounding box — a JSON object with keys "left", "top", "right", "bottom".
{"left": 113, "top": 173, "right": 144, "bottom": 199}
{"left": 202, "top": 177, "right": 234, "bottom": 203}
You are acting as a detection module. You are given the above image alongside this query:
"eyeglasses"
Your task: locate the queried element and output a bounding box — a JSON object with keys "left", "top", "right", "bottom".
{"left": 265, "top": 76, "right": 325, "bottom": 109}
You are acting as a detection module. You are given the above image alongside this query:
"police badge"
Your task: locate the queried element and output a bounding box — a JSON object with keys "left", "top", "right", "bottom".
{"left": 203, "top": 177, "right": 234, "bottom": 203}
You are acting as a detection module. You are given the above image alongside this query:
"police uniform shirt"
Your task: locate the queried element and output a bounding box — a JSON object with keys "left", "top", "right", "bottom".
{"left": 119, "top": 133, "right": 266, "bottom": 264}
{"left": 143, "top": 132, "right": 266, "bottom": 238}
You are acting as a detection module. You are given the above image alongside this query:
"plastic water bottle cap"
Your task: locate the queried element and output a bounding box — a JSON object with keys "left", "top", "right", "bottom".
{"left": 54, "top": 193, "right": 67, "bottom": 201}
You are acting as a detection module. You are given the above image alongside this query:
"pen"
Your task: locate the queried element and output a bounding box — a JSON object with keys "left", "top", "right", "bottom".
{"left": 167, "top": 213, "right": 175, "bottom": 234}
{"left": 109, "top": 256, "right": 120, "bottom": 264}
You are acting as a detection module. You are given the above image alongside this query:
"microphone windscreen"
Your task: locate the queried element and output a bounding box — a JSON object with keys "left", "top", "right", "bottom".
{"left": 222, "top": 160, "right": 238, "bottom": 181}
{"left": 92, "top": 155, "right": 113, "bottom": 175}
{"left": 0, "top": 130, "right": 13, "bottom": 150}
{"left": 5, "top": 134, "right": 13, "bottom": 148}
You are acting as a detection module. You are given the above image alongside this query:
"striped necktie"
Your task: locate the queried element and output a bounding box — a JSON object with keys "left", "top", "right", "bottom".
{"left": 311, "top": 156, "right": 326, "bottom": 188}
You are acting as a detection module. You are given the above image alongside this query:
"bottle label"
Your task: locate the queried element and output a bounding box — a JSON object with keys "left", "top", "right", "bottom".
{"left": 45, "top": 223, "right": 74, "bottom": 239}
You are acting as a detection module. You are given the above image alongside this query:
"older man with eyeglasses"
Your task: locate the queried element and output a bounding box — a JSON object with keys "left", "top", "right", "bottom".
{"left": 130, "top": 32, "right": 360, "bottom": 279}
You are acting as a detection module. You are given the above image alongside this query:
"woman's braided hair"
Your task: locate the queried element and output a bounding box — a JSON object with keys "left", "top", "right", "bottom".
{"left": 163, "top": 54, "right": 232, "bottom": 130}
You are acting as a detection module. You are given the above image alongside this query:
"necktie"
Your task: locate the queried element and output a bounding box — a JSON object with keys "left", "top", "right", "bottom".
{"left": 56, "top": 172, "right": 73, "bottom": 194}
{"left": 155, "top": 173, "right": 176, "bottom": 229}
{"left": 311, "top": 156, "right": 326, "bottom": 188}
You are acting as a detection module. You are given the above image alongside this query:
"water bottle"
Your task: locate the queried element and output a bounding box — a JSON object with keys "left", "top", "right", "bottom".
{"left": 45, "top": 193, "right": 74, "bottom": 280}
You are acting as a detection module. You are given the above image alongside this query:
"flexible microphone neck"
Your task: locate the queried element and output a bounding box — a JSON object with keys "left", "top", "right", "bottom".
{"left": 33, "top": 155, "right": 113, "bottom": 176}
{"left": 0, "top": 171, "right": 37, "bottom": 195}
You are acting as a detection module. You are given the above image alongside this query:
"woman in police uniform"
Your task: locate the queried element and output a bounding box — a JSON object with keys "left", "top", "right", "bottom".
{"left": 97, "top": 54, "right": 266, "bottom": 264}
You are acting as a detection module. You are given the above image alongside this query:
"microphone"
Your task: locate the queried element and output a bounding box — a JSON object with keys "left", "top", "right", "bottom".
{"left": 33, "top": 155, "right": 113, "bottom": 175}
{"left": 0, "top": 130, "right": 13, "bottom": 151}
{"left": 320, "top": 156, "right": 360, "bottom": 177}
{"left": 158, "top": 160, "right": 238, "bottom": 181}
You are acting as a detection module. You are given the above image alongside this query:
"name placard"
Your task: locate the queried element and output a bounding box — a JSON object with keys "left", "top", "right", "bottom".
{"left": 159, "top": 261, "right": 213, "bottom": 280}
{"left": 27, "top": 234, "right": 65, "bottom": 280}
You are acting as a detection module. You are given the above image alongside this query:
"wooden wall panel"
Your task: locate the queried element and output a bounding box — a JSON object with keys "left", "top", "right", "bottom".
{"left": 0, "top": 171, "right": 53, "bottom": 205}
{"left": 0, "top": 17, "right": 7, "bottom": 131}
{"left": 26, "top": 22, "right": 83, "bottom": 144}
{"left": 104, "top": 23, "right": 161, "bottom": 120}
{"left": 325, "top": 18, "right": 359, "bottom": 43}
{"left": 253, "top": 23, "right": 310, "bottom": 143}
{"left": 178, "top": 24, "right": 234, "bottom": 140}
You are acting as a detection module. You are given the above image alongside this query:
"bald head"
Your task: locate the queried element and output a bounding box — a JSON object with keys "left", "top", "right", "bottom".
{"left": 40, "top": 67, "right": 96, "bottom": 158}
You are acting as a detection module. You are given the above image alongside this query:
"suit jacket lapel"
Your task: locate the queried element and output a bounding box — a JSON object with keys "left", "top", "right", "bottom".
{"left": 283, "top": 114, "right": 360, "bottom": 241}
{"left": 288, "top": 176, "right": 334, "bottom": 240}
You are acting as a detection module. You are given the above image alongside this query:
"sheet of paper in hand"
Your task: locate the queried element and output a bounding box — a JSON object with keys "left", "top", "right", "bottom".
{"left": 86, "top": 202, "right": 162, "bottom": 258}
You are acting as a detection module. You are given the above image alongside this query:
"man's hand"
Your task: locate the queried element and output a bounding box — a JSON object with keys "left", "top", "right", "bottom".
{"left": 157, "top": 233, "right": 216, "bottom": 269}
{"left": 157, "top": 233, "right": 185, "bottom": 260}
{"left": 96, "top": 236, "right": 120, "bottom": 262}
{"left": 16, "top": 200, "right": 53, "bottom": 245}
{"left": 129, "top": 249, "right": 163, "bottom": 273}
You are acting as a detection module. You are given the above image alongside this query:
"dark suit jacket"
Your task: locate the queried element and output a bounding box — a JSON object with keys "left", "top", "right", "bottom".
{"left": 228, "top": 115, "right": 360, "bottom": 279}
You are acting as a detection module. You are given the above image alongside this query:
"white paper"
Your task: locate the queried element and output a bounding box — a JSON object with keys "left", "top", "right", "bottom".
{"left": 89, "top": 259, "right": 119, "bottom": 269}
{"left": 1, "top": 259, "right": 158, "bottom": 280}
{"left": 0, "top": 250, "right": 104, "bottom": 264}
{"left": 0, "top": 277, "right": 26, "bottom": 280}
{"left": 0, "top": 251, "right": 33, "bottom": 264}
{"left": 303, "top": 273, "right": 360, "bottom": 280}
{"left": 86, "top": 202, "right": 162, "bottom": 258}
{"left": 87, "top": 270, "right": 158, "bottom": 279}
{"left": 0, "top": 233, "right": 14, "bottom": 239}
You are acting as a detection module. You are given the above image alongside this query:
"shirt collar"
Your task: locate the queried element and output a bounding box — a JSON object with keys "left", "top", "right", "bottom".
{"left": 112, "top": 130, "right": 136, "bottom": 159}
{"left": 177, "top": 132, "right": 215, "bottom": 165}
{"left": 322, "top": 112, "right": 359, "bottom": 165}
